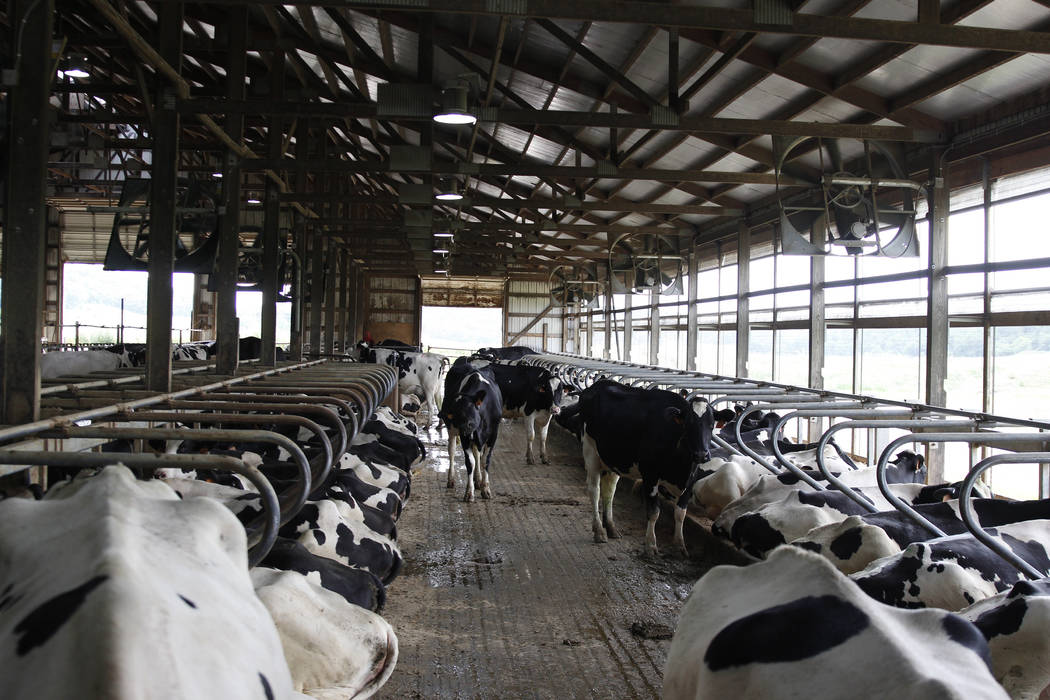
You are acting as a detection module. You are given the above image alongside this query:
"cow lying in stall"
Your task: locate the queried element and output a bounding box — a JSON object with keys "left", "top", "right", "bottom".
{"left": 572, "top": 379, "right": 715, "bottom": 558}
{"left": 0, "top": 465, "right": 297, "bottom": 700}
{"left": 663, "top": 546, "right": 1009, "bottom": 700}
{"left": 40, "top": 345, "right": 136, "bottom": 379}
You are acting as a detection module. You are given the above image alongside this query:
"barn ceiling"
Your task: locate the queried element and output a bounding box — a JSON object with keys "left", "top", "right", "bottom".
{"left": 30, "top": 0, "right": 1050, "bottom": 278}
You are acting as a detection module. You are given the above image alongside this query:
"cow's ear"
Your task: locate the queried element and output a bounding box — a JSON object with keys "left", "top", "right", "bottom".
{"left": 664, "top": 406, "right": 684, "bottom": 425}
{"left": 473, "top": 390, "right": 486, "bottom": 407}
{"left": 915, "top": 454, "right": 926, "bottom": 470}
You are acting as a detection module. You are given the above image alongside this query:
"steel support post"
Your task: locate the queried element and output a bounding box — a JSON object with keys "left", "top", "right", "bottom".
{"left": 686, "top": 250, "right": 699, "bottom": 371}
{"left": 808, "top": 229, "right": 826, "bottom": 440}
{"left": 926, "top": 150, "right": 950, "bottom": 483}
{"left": 648, "top": 288, "right": 660, "bottom": 366}
{"left": 324, "top": 237, "right": 336, "bottom": 356}
{"left": 624, "top": 293, "right": 633, "bottom": 362}
{"left": 340, "top": 249, "right": 351, "bottom": 352}
{"left": 146, "top": 2, "right": 182, "bottom": 392}
{"left": 309, "top": 231, "right": 324, "bottom": 357}
{"left": 736, "top": 221, "right": 751, "bottom": 378}
{"left": 603, "top": 278, "right": 613, "bottom": 360}
{"left": 260, "top": 49, "right": 285, "bottom": 366}
{"left": 1, "top": 0, "right": 52, "bottom": 424}
{"left": 215, "top": 10, "right": 246, "bottom": 375}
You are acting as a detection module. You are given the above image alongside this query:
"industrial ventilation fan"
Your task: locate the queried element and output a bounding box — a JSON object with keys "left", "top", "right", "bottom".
{"left": 774, "top": 136, "right": 921, "bottom": 257}
{"left": 549, "top": 264, "right": 602, "bottom": 307}
{"left": 608, "top": 232, "right": 684, "bottom": 295}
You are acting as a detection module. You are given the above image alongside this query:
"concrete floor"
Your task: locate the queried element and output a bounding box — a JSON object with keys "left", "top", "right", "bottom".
{"left": 376, "top": 419, "right": 741, "bottom": 699}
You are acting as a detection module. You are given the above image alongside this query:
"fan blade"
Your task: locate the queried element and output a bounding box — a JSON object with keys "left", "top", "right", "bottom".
{"left": 826, "top": 139, "right": 845, "bottom": 173}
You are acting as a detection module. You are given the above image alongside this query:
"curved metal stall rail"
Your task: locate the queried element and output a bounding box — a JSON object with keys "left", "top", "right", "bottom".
{"left": 0, "top": 359, "right": 399, "bottom": 564}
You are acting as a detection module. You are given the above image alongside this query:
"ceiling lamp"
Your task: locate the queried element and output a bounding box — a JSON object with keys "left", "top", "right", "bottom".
{"left": 247, "top": 193, "right": 262, "bottom": 205}
{"left": 433, "top": 247, "right": 450, "bottom": 254}
{"left": 433, "top": 84, "right": 476, "bottom": 125}
{"left": 435, "top": 178, "right": 463, "bottom": 202}
{"left": 212, "top": 171, "right": 223, "bottom": 179}
{"left": 433, "top": 231, "right": 454, "bottom": 238}
{"left": 62, "top": 54, "right": 90, "bottom": 79}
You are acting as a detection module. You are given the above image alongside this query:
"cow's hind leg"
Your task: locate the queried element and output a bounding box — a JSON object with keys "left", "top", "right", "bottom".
{"left": 524, "top": 413, "right": 537, "bottom": 464}
{"left": 462, "top": 448, "right": 476, "bottom": 503}
{"left": 582, "top": 433, "right": 606, "bottom": 543}
{"left": 446, "top": 429, "right": 458, "bottom": 489}
{"left": 643, "top": 487, "right": 661, "bottom": 559}
{"left": 479, "top": 444, "right": 494, "bottom": 499}
{"left": 600, "top": 471, "right": 621, "bottom": 539}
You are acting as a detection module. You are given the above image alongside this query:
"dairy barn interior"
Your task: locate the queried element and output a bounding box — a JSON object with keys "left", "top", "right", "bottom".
{"left": 6, "top": 0, "right": 1050, "bottom": 697}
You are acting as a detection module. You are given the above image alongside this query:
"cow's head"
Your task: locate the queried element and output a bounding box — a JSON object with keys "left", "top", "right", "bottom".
{"left": 448, "top": 390, "right": 489, "bottom": 446}
{"left": 890, "top": 450, "right": 927, "bottom": 484}
{"left": 356, "top": 341, "right": 373, "bottom": 363}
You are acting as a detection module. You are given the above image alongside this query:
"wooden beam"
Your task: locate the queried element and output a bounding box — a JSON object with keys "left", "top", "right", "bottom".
{"left": 508, "top": 302, "right": 556, "bottom": 344}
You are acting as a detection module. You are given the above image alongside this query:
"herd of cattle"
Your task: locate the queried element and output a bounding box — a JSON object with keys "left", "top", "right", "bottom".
{"left": 0, "top": 361, "right": 423, "bottom": 699}
{"left": 12, "top": 337, "right": 1050, "bottom": 699}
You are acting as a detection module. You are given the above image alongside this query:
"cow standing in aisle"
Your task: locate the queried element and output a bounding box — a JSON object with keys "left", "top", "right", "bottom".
{"left": 358, "top": 342, "right": 447, "bottom": 426}
{"left": 574, "top": 379, "right": 715, "bottom": 558}
{"left": 441, "top": 366, "right": 504, "bottom": 502}
{"left": 477, "top": 361, "right": 564, "bottom": 465}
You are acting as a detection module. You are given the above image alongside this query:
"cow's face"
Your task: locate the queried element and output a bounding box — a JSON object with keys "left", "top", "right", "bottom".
{"left": 449, "top": 391, "right": 486, "bottom": 445}
{"left": 665, "top": 401, "right": 714, "bottom": 466}
{"left": 535, "top": 374, "right": 564, "bottom": 414}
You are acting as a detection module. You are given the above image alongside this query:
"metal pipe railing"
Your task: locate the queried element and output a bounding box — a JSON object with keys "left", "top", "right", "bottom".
{"left": 960, "top": 453, "right": 1050, "bottom": 580}
{"left": 0, "top": 451, "right": 279, "bottom": 567}
{"left": 876, "top": 433, "right": 1050, "bottom": 538}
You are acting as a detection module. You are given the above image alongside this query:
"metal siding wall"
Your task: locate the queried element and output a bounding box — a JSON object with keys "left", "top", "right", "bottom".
{"left": 507, "top": 279, "right": 562, "bottom": 351}
{"left": 367, "top": 274, "right": 419, "bottom": 343}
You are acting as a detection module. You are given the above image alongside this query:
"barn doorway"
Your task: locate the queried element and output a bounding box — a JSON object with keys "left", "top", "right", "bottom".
{"left": 419, "top": 275, "right": 505, "bottom": 355}
{"left": 421, "top": 306, "right": 503, "bottom": 356}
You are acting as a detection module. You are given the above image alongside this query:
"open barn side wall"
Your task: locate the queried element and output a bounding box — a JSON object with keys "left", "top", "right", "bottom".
{"left": 506, "top": 279, "right": 564, "bottom": 352}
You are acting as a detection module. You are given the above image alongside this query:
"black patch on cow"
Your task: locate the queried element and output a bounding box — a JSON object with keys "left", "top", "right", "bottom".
{"left": 793, "top": 541, "right": 822, "bottom": 553}
{"left": 973, "top": 597, "right": 1028, "bottom": 640}
{"left": 853, "top": 547, "right": 926, "bottom": 608}
{"left": 999, "top": 532, "right": 1050, "bottom": 576}
{"left": 178, "top": 594, "right": 197, "bottom": 609}
{"left": 941, "top": 614, "right": 995, "bottom": 671}
{"left": 830, "top": 527, "right": 864, "bottom": 561}
{"left": 730, "top": 514, "right": 786, "bottom": 557}
{"left": 14, "top": 574, "right": 108, "bottom": 655}
{"left": 259, "top": 672, "right": 274, "bottom": 700}
{"left": 704, "top": 595, "right": 869, "bottom": 670}
{"left": 313, "top": 529, "right": 327, "bottom": 546}
{"left": 796, "top": 489, "right": 871, "bottom": 515}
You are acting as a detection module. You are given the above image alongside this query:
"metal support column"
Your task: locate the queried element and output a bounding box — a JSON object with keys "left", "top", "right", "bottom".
{"left": 926, "top": 150, "right": 950, "bottom": 483}
{"left": 260, "top": 49, "right": 284, "bottom": 366}
{"left": 686, "top": 250, "right": 699, "bottom": 371}
{"left": 323, "top": 237, "right": 336, "bottom": 356}
{"left": 145, "top": 2, "right": 182, "bottom": 392}
{"left": 648, "top": 288, "right": 660, "bottom": 366}
{"left": 808, "top": 228, "right": 826, "bottom": 441}
{"left": 309, "top": 231, "right": 324, "bottom": 358}
{"left": 215, "top": 10, "right": 247, "bottom": 375}
{"left": 1, "top": 0, "right": 52, "bottom": 424}
{"left": 736, "top": 221, "right": 751, "bottom": 378}
{"left": 624, "top": 294, "right": 633, "bottom": 362}
{"left": 603, "top": 279, "right": 613, "bottom": 360}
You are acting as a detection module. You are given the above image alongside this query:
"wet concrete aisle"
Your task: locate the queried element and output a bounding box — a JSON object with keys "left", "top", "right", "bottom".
{"left": 377, "top": 420, "right": 733, "bottom": 700}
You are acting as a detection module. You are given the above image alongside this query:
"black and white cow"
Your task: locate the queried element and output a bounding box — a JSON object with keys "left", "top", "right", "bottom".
{"left": 474, "top": 345, "right": 540, "bottom": 362}
{"left": 0, "top": 465, "right": 295, "bottom": 699}
{"left": 251, "top": 567, "right": 398, "bottom": 699}
{"left": 575, "top": 379, "right": 715, "bottom": 558}
{"left": 477, "top": 362, "right": 564, "bottom": 465}
{"left": 663, "top": 546, "right": 1009, "bottom": 700}
{"left": 850, "top": 520, "right": 1050, "bottom": 611}
{"left": 172, "top": 342, "right": 211, "bottom": 361}
{"left": 40, "top": 346, "right": 135, "bottom": 379}
{"left": 441, "top": 367, "right": 504, "bottom": 502}
{"left": 358, "top": 342, "right": 447, "bottom": 425}
{"left": 961, "top": 578, "right": 1050, "bottom": 700}
{"left": 260, "top": 537, "right": 387, "bottom": 612}
{"left": 203, "top": 336, "right": 285, "bottom": 361}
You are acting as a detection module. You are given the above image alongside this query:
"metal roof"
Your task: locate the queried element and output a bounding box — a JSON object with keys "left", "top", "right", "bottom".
{"left": 18, "top": 0, "right": 1050, "bottom": 278}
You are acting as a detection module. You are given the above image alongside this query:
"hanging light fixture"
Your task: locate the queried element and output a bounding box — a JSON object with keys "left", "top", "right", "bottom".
{"left": 433, "top": 84, "right": 476, "bottom": 125}
{"left": 62, "top": 54, "right": 90, "bottom": 79}
{"left": 433, "top": 246, "right": 450, "bottom": 254}
{"left": 247, "top": 192, "right": 262, "bottom": 205}
{"left": 433, "top": 231, "right": 454, "bottom": 238}
{"left": 212, "top": 171, "right": 223, "bottom": 179}
{"left": 435, "top": 177, "right": 463, "bottom": 202}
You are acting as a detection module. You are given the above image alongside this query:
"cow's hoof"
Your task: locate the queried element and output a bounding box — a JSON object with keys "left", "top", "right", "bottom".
{"left": 605, "top": 524, "right": 622, "bottom": 539}
{"left": 593, "top": 529, "right": 608, "bottom": 544}
{"left": 480, "top": 487, "right": 492, "bottom": 499}
{"left": 464, "top": 493, "right": 475, "bottom": 503}
{"left": 446, "top": 479, "right": 455, "bottom": 489}
{"left": 677, "top": 545, "right": 690, "bottom": 559}
{"left": 642, "top": 546, "right": 660, "bottom": 560}
{"left": 526, "top": 455, "right": 535, "bottom": 465}
{"left": 541, "top": 456, "right": 550, "bottom": 465}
